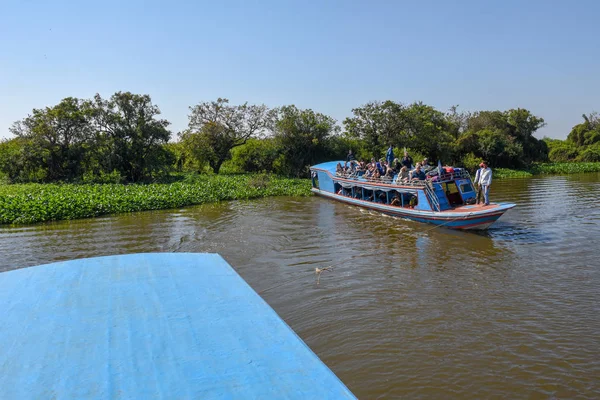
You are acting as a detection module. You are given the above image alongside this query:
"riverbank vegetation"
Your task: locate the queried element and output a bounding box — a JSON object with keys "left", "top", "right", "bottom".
{"left": 1, "top": 92, "right": 598, "bottom": 224}
{"left": 0, "top": 174, "right": 310, "bottom": 225}
{"left": 493, "top": 162, "right": 600, "bottom": 179}
{"left": 3, "top": 91, "right": 598, "bottom": 185}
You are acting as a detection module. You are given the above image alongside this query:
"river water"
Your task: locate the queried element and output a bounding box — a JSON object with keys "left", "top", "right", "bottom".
{"left": 2, "top": 173, "right": 599, "bottom": 398}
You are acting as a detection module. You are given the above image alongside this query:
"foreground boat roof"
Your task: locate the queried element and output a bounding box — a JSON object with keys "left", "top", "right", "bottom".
{"left": 0, "top": 253, "right": 355, "bottom": 399}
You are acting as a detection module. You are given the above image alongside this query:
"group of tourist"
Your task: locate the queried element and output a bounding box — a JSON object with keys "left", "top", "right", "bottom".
{"left": 336, "top": 147, "right": 434, "bottom": 184}
{"left": 334, "top": 147, "right": 494, "bottom": 206}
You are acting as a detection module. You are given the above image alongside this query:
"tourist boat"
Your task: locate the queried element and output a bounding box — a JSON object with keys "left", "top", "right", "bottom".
{"left": 310, "top": 161, "right": 515, "bottom": 230}
{"left": 0, "top": 253, "right": 356, "bottom": 399}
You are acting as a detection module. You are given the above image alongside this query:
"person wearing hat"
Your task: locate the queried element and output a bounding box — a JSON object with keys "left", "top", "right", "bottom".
{"left": 475, "top": 162, "right": 492, "bottom": 205}
{"left": 474, "top": 163, "right": 485, "bottom": 204}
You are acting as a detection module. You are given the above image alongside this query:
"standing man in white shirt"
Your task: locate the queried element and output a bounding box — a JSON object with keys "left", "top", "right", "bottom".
{"left": 478, "top": 162, "right": 493, "bottom": 206}
{"left": 474, "top": 162, "right": 485, "bottom": 204}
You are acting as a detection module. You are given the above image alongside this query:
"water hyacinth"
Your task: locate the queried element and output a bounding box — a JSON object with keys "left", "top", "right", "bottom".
{"left": 530, "top": 162, "right": 600, "bottom": 175}
{"left": 493, "top": 162, "right": 600, "bottom": 179}
{"left": 0, "top": 175, "right": 312, "bottom": 225}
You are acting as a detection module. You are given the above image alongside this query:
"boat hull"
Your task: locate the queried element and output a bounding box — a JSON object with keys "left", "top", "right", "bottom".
{"left": 312, "top": 188, "right": 511, "bottom": 230}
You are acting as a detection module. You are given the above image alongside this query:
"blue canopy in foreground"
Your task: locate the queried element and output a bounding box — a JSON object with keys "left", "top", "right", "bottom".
{"left": 0, "top": 253, "right": 355, "bottom": 399}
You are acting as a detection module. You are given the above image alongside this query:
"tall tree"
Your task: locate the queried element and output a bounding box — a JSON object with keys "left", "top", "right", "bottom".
{"left": 9, "top": 97, "right": 93, "bottom": 181}
{"left": 461, "top": 108, "right": 547, "bottom": 166}
{"left": 567, "top": 112, "right": 600, "bottom": 147}
{"left": 274, "top": 105, "right": 339, "bottom": 177}
{"left": 344, "top": 100, "right": 454, "bottom": 161}
{"left": 344, "top": 100, "right": 405, "bottom": 156}
{"left": 505, "top": 108, "right": 547, "bottom": 161}
{"left": 92, "top": 92, "right": 171, "bottom": 182}
{"left": 187, "top": 98, "right": 273, "bottom": 174}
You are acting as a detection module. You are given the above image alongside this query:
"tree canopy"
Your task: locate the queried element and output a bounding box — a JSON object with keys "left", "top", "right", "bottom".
{"left": 274, "top": 105, "right": 339, "bottom": 177}
{"left": 2, "top": 93, "right": 594, "bottom": 184}
{"left": 186, "top": 98, "right": 273, "bottom": 174}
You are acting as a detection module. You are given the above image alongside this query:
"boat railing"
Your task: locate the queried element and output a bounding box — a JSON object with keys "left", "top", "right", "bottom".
{"left": 335, "top": 172, "right": 471, "bottom": 186}
{"left": 335, "top": 167, "right": 472, "bottom": 184}
{"left": 435, "top": 169, "right": 472, "bottom": 182}
{"left": 423, "top": 183, "right": 441, "bottom": 212}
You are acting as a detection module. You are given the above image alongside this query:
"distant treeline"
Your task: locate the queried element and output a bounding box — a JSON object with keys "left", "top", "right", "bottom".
{"left": 1, "top": 92, "right": 598, "bottom": 183}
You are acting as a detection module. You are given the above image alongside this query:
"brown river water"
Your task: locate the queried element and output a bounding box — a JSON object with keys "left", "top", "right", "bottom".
{"left": 1, "top": 173, "right": 599, "bottom": 399}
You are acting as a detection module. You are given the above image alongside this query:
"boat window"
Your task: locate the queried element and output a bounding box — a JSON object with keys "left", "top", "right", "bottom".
{"left": 408, "top": 193, "right": 418, "bottom": 208}
{"left": 334, "top": 183, "right": 342, "bottom": 195}
{"left": 374, "top": 190, "right": 386, "bottom": 203}
{"left": 311, "top": 171, "right": 319, "bottom": 188}
{"left": 390, "top": 191, "right": 401, "bottom": 206}
{"left": 445, "top": 182, "right": 463, "bottom": 206}
{"left": 459, "top": 182, "right": 474, "bottom": 193}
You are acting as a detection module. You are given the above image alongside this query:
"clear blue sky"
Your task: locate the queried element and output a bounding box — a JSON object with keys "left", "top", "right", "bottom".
{"left": 1, "top": 0, "right": 599, "bottom": 140}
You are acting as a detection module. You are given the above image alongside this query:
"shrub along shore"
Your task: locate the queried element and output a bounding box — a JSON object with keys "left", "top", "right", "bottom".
{"left": 0, "top": 174, "right": 311, "bottom": 225}
{"left": 494, "top": 162, "right": 600, "bottom": 178}
{"left": 1, "top": 163, "right": 598, "bottom": 226}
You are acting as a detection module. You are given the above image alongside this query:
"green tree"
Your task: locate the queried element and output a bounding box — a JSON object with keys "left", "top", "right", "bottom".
{"left": 273, "top": 105, "right": 339, "bottom": 177}
{"left": 576, "top": 143, "right": 600, "bottom": 162}
{"left": 401, "top": 102, "right": 455, "bottom": 162}
{"left": 91, "top": 92, "right": 171, "bottom": 182}
{"left": 0, "top": 137, "right": 47, "bottom": 182}
{"left": 323, "top": 133, "right": 371, "bottom": 162}
{"left": 477, "top": 128, "right": 524, "bottom": 167}
{"left": 344, "top": 101, "right": 454, "bottom": 162}
{"left": 344, "top": 100, "right": 406, "bottom": 156}
{"left": 230, "top": 138, "right": 279, "bottom": 173}
{"left": 179, "top": 128, "right": 210, "bottom": 173}
{"left": 505, "top": 108, "right": 547, "bottom": 161}
{"left": 187, "top": 98, "right": 273, "bottom": 174}
{"left": 568, "top": 113, "right": 600, "bottom": 147}
{"left": 461, "top": 108, "right": 546, "bottom": 166}
{"left": 544, "top": 138, "right": 579, "bottom": 162}
{"left": 9, "top": 97, "right": 93, "bottom": 181}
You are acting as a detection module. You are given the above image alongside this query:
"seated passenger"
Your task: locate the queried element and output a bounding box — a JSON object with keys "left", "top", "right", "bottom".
{"left": 409, "top": 195, "right": 418, "bottom": 208}
{"left": 390, "top": 193, "right": 401, "bottom": 206}
{"left": 336, "top": 163, "right": 344, "bottom": 176}
{"left": 421, "top": 158, "right": 431, "bottom": 171}
{"left": 395, "top": 166, "right": 410, "bottom": 183}
{"left": 410, "top": 164, "right": 426, "bottom": 180}
{"left": 382, "top": 167, "right": 394, "bottom": 182}
{"left": 372, "top": 169, "right": 381, "bottom": 180}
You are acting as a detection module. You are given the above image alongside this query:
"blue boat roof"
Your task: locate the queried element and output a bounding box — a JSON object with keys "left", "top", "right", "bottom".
{"left": 311, "top": 161, "right": 341, "bottom": 173}
{"left": 0, "top": 253, "right": 355, "bottom": 399}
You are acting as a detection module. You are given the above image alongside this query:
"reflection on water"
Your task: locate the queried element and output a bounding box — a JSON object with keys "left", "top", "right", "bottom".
{"left": 1, "top": 173, "right": 600, "bottom": 398}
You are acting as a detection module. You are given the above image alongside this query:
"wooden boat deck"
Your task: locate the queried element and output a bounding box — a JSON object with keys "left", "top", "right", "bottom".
{"left": 443, "top": 203, "right": 506, "bottom": 213}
